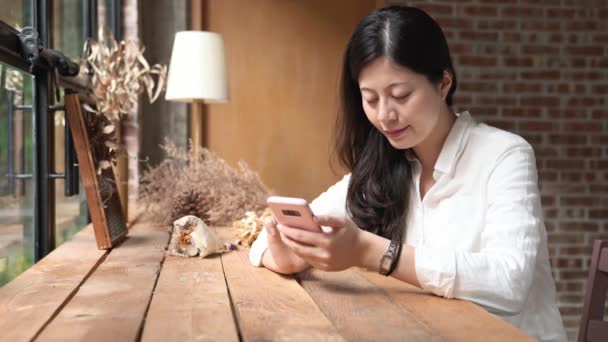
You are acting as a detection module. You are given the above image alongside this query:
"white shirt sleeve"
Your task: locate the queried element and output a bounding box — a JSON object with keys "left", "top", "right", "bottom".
{"left": 415, "top": 145, "right": 542, "bottom": 315}
{"left": 249, "top": 174, "right": 351, "bottom": 267}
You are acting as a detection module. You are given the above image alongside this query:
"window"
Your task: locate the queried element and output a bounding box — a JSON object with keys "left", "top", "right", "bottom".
{"left": 0, "top": 0, "right": 122, "bottom": 286}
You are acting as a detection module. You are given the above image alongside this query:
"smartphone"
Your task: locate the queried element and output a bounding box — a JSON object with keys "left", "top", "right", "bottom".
{"left": 266, "top": 196, "right": 322, "bottom": 232}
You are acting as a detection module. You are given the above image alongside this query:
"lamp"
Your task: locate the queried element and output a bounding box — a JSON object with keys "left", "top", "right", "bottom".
{"left": 165, "top": 31, "right": 229, "bottom": 152}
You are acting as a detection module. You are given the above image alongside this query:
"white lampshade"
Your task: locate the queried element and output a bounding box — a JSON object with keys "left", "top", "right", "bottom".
{"left": 165, "top": 31, "right": 229, "bottom": 103}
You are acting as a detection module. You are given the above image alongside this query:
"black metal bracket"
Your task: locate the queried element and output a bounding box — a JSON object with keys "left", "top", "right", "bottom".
{"left": 18, "top": 26, "right": 80, "bottom": 76}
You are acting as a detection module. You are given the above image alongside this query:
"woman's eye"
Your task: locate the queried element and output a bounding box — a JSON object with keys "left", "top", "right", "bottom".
{"left": 365, "top": 98, "right": 378, "bottom": 104}
{"left": 393, "top": 93, "right": 410, "bottom": 101}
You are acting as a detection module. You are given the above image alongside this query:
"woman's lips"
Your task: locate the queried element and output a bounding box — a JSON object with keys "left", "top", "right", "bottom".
{"left": 385, "top": 126, "right": 408, "bottom": 138}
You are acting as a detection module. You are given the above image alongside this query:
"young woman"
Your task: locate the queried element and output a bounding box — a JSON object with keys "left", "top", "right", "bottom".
{"left": 249, "top": 6, "right": 566, "bottom": 342}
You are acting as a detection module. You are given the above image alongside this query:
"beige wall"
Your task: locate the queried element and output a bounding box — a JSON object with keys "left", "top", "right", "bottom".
{"left": 205, "top": 0, "right": 377, "bottom": 201}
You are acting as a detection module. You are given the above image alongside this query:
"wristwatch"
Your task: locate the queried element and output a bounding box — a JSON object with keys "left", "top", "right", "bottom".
{"left": 379, "top": 237, "right": 402, "bottom": 276}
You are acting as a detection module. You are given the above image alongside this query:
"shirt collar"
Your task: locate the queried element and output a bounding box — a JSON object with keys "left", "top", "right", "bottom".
{"left": 433, "top": 111, "right": 473, "bottom": 177}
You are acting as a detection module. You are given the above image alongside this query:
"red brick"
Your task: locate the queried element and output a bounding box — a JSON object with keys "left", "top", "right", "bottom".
{"left": 458, "top": 55, "right": 497, "bottom": 66}
{"left": 592, "top": 85, "right": 608, "bottom": 95}
{"left": 522, "top": 45, "right": 560, "bottom": 55}
{"left": 467, "top": 107, "right": 499, "bottom": 115}
{"left": 560, "top": 222, "right": 600, "bottom": 233}
{"left": 521, "top": 21, "right": 561, "bottom": 32}
{"left": 566, "top": 97, "right": 601, "bottom": 107}
{"left": 502, "top": 107, "right": 543, "bottom": 118}
{"left": 561, "top": 122, "right": 602, "bottom": 133}
{"left": 477, "top": 96, "right": 517, "bottom": 106}
{"left": 535, "top": 147, "right": 559, "bottom": 158}
{"left": 560, "top": 172, "right": 597, "bottom": 182}
{"left": 565, "top": 46, "right": 604, "bottom": 56}
{"left": 436, "top": 17, "right": 473, "bottom": 30}
{"left": 590, "top": 58, "right": 608, "bottom": 68}
{"left": 548, "top": 33, "right": 563, "bottom": 43}
{"left": 521, "top": 96, "right": 560, "bottom": 107}
{"left": 459, "top": 82, "right": 498, "bottom": 93}
{"left": 549, "top": 135, "right": 588, "bottom": 145}
{"left": 564, "top": 147, "right": 602, "bottom": 158}
{"left": 547, "top": 159, "right": 587, "bottom": 169}
{"left": 417, "top": 4, "right": 454, "bottom": 15}
{"left": 593, "top": 34, "right": 608, "bottom": 44}
{"left": 479, "top": 71, "right": 518, "bottom": 81}
{"left": 546, "top": 8, "right": 576, "bottom": 18}
{"left": 589, "top": 160, "right": 608, "bottom": 169}
{"left": 554, "top": 258, "right": 584, "bottom": 269}
{"left": 502, "top": 32, "right": 521, "bottom": 42}
{"left": 550, "top": 110, "right": 587, "bottom": 119}
{"left": 539, "top": 170, "right": 558, "bottom": 182}
{"left": 565, "top": 21, "right": 599, "bottom": 31}
{"left": 555, "top": 281, "right": 584, "bottom": 292}
{"left": 503, "top": 58, "right": 535, "bottom": 68}
{"left": 521, "top": 70, "right": 561, "bottom": 80}
{"left": 589, "top": 209, "right": 608, "bottom": 219}
{"left": 518, "top": 120, "right": 559, "bottom": 132}
{"left": 546, "top": 83, "right": 570, "bottom": 94}
{"left": 564, "top": 71, "right": 603, "bottom": 81}
{"left": 559, "top": 246, "right": 593, "bottom": 257}
{"left": 477, "top": 20, "right": 516, "bottom": 30}
{"left": 459, "top": 31, "right": 499, "bottom": 41}
{"left": 560, "top": 270, "right": 590, "bottom": 280}
{"left": 501, "top": 7, "right": 543, "bottom": 17}
{"left": 463, "top": 6, "right": 497, "bottom": 16}
{"left": 483, "top": 119, "right": 517, "bottom": 131}
{"left": 592, "top": 110, "right": 608, "bottom": 120}
{"left": 548, "top": 233, "right": 585, "bottom": 244}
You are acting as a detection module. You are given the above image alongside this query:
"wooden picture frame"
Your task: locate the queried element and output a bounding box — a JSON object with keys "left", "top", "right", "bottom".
{"left": 64, "top": 92, "right": 128, "bottom": 249}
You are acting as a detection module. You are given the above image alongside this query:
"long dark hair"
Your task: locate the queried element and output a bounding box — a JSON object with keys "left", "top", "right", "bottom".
{"left": 335, "top": 6, "right": 457, "bottom": 240}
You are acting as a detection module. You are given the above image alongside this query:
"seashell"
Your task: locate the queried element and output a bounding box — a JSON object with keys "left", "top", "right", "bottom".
{"left": 172, "top": 215, "right": 223, "bottom": 258}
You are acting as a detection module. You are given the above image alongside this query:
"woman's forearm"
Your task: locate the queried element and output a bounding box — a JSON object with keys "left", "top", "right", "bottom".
{"left": 358, "top": 230, "right": 421, "bottom": 288}
{"left": 262, "top": 246, "right": 310, "bottom": 275}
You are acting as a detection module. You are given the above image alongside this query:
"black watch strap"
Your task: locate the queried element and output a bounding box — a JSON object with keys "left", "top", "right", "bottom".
{"left": 379, "top": 235, "right": 402, "bottom": 276}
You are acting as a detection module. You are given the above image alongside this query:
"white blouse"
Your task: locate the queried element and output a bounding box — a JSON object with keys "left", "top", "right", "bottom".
{"left": 249, "top": 112, "right": 567, "bottom": 342}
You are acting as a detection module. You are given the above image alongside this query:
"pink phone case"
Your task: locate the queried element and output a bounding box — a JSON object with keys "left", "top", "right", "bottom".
{"left": 266, "top": 196, "right": 321, "bottom": 232}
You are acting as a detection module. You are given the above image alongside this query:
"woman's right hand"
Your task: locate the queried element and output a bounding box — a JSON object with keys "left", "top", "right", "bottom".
{"left": 261, "top": 217, "right": 310, "bottom": 274}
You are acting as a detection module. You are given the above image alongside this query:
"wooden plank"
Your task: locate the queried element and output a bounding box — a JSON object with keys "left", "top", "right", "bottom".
{"left": 0, "top": 225, "right": 106, "bottom": 342}
{"left": 141, "top": 255, "right": 239, "bottom": 341}
{"left": 356, "top": 269, "right": 535, "bottom": 341}
{"left": 36, "top": 223, "right": 168, "bottom": 341}
{"left": 297, "top": 268, "right": 436, "bottom": 341}
{"left": 220, "top": 244, "right": 344, "bottom": 341}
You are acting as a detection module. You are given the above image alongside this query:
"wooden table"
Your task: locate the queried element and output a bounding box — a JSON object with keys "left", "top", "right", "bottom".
{"left": 0, "top": 221, "right": 534, "bottom": 341}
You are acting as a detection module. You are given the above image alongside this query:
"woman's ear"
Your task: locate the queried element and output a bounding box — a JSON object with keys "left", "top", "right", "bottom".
{"left": 438, "top": 70, "right": 453, "bottom": 100}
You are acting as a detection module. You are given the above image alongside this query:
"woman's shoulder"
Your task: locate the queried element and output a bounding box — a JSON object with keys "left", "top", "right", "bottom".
{"left": 468, "top": 115, "right": 534, "bottom": 157}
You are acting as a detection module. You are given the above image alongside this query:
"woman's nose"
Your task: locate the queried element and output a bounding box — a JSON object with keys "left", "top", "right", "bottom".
{"left": 378, "top": 98, "right": 397, "bottom": 123}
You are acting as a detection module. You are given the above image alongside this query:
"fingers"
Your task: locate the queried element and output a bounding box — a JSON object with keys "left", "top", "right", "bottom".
{"left": 314, "top": 215, "right": 346, "bottom": 229}
{"left": 264, "top": 216, "right": 278, "bottom": 237}
{"left": 281, "top": 233, "right": 328, "bottom": 264}
{"left": 277, "top": 224, "right": 327, "bottom": 247}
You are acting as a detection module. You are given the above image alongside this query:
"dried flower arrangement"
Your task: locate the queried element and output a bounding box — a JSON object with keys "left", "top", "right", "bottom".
{"left": 139, "top": 141, "right": 271, "bottom": 229}
{"left": 80, "top": 29, "right": 167, "bottom": 174}
{"left": 233, "top": 208, "right": 272, "bottom": 247}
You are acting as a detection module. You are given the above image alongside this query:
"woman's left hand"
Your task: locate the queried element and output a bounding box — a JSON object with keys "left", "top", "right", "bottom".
{"left": 275, "top": 215, "right": 365, "bottom": 272}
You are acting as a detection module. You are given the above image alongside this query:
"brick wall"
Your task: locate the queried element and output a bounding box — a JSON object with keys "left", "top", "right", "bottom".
{"left": 386, "top": 0, "right": 607, "bottom": 340}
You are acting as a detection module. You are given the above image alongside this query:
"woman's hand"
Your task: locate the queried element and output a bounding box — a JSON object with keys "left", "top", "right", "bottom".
{"left": 276, "top": 215, "right": 366, "bottom": 272}
{"left": 262, "top": 217, "right": 310, "bottom": 274}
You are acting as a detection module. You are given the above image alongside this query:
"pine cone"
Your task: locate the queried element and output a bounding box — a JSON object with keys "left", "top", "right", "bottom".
{"left": 166, "top": 189, "right": 210, "bottom": 226}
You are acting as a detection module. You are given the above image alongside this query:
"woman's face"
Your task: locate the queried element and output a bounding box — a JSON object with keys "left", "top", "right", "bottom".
{"left": 358, "top": 57, "right": 449, "bottom": 150}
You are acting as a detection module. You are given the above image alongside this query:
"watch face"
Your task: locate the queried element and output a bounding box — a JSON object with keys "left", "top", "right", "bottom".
{"left": 380, "top": 255, "right": 392, "bottom": 272}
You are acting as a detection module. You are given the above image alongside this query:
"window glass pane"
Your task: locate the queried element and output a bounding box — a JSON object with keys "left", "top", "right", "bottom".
{"left": 52, "top": 0, "right": 89, "bottom": 246}
{"left": 0, "top": 0, "right": 32, "bottom": 29}
{"left": 0, "top": 63, "right": 35, "bottom": 286}
{"left": 53, "top": 0, "right": 85, "bottom": 61}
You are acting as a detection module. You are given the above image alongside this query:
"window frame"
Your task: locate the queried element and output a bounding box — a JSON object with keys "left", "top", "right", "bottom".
{"left": 0, "top": 0, "right": 122, "bottom": 262}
